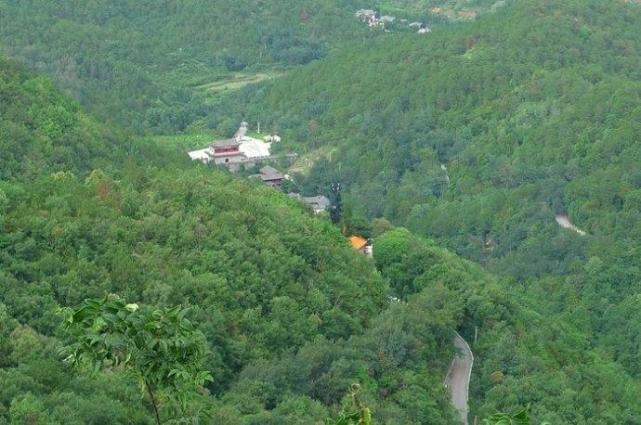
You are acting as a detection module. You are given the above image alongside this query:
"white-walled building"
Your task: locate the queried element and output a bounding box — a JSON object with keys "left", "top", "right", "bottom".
{"left": 188, "top": 122, "right": 274, "bottom": 171}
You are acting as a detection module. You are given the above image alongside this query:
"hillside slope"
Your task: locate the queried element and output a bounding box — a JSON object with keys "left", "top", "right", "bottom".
{"left": 0, "top": 57, "right": 125, "bottom": 179}
{"left": 7, "top": 52, "right": 637, "bottom": 424}
{"left": 0, "top": 0, "right": 373, "bottom": 132}
{"left": 0, "top": 57, "right": 462, "bottom": 424}
{"left": 209, "top": 1, "right": 641, "bottom": 421}
{"left": 224, "top": 0, "right": 641, "bottom": 278}
{"left": 373, "top": 228, "right": 641, "bottom": 423}
{"left": 4, "top": 0, "right": 641, "bottom": 420}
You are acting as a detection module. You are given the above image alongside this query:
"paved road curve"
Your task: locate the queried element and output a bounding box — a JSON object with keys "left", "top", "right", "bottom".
{"left": 444, "top": 333, "right": 474, "bottom": 425}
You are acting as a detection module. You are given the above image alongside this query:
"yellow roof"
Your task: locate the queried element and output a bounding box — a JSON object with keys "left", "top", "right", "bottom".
{"left": 349, "top": 236, "right": 368, "bottom": 250}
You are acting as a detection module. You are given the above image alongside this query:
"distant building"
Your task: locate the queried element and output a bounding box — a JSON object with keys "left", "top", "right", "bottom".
{"left": 239, "top": 138, "right": 271, "bottom": 160}
{"left": 349, "top": 235, "right": 374, "bottom": 258}
{"left": 349, "top": 235, "right": 373, "bottom": 257}
{"left": 259, "top": 166, "right": 284, "bottom": 187}
{"left": 188, "top": 148, "right": 212, "bottom": 163}
{"left": 211, "top": 139, "right": 245, "bottom": 167}
{"left": 355, "top": 9, "right": 376, "bottom": 21}
{"left": 187, "top": 122, "right": 273, "bottom": 171}
{"left": 303, "top": 195, "right": 331, "bottom": 214}
{"left": 234, "top": 121, "right": 249, "bottom": 139}
{"left": 349, "top": 235, "right": 368, "bottom": 252}
{"left": 288, "top": 193, "right": 331, "bottom": 214}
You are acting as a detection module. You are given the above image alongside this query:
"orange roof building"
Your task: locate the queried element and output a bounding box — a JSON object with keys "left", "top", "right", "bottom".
{"left": 349, "top": 235, "right": 368, "bottom": 251}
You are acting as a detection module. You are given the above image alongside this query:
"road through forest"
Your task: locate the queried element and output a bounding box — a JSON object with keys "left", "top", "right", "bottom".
{"left": 444, "top": 333, "right": 474, "bottom": 425}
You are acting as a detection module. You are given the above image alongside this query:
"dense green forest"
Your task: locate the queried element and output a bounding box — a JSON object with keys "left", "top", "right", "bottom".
{"left": 379, "top": 0, "right": 501, "bottom": 16}
{"left": 0, "top": 56, "right": 465, "bottom": 424}
{"left": 224, "top": 0, "right": 641, "bottom": 282}
{"left": 6, "top": 51, "right": 633, "bottom": 423}
{"left": 0, "top": 0, "right": 491, "bottom": 134}
{"left": 0, "top": 0, "right": 375, "bottom": 133}
{"left": 214, "top": 0, "right": 641, "bottom": 421}
{"left": 3, "top": 0, "right": 641, "bottom": 423}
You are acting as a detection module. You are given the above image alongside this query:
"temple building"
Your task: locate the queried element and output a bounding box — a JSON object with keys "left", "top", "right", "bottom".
{"left": 258, "top": 166, "right": 284, "bottom": 187}
{"left": 188, "top": 122, "right": 273, "bottom": 171}
{"left": 211, "top": 139, "right": 245, "bottom": 167}
{"left": 288, "top": 193, "right": 331, "bottom": 214}
{"left": 349, "top": 235, "right": 373, "bottom": 257}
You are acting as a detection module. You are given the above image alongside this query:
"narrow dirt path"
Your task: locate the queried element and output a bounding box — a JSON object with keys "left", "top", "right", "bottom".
{"left": 444, "top": 333, "right": 474, "bottom": 425}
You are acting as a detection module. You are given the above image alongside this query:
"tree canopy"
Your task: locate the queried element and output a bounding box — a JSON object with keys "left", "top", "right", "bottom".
{"left": 3, "top": 0, "right": 641, "bottom": 422}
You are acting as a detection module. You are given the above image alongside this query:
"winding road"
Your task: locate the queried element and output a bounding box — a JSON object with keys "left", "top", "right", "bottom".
{"left": 439, "top": 216, "right": 581, "bottom": 424}
{"left": 444, "top": 333, "right": 474, "bottom": 425}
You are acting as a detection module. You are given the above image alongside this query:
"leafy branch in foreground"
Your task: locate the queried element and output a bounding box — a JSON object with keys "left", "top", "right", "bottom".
{"left": 483, "top": 406, "right": 550, "bottom": 425}
{"left": 59, "top": 294, "right": 212, "bottom": 425}
{"left": 326, "top": 389, "right": 550, "bottom": 425}
{"left": 327, "top": 384, "right": 373, "bottom": 425}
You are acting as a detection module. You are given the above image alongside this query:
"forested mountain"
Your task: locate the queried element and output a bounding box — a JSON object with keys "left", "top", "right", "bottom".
{"left": 374, "top": 229, "right": 641, "bottom": 423}
{"left": 224, "top": 0, "right": 641, "bottom": 277}
{"left": 204, "top": 0, "right": 641, "bottom": 421}
{"left": 0, "top": 57, "right": 128, "bottom": 179}
{"left": 4, "top": 0, "right": 641, "bottom": 423}
{"left": 0, "top": 57, "right": 467, "bottom": 424}
{"left": 0, "top": 0, "right": 373, "bottom": 133}
{"left": 5, "top": 47, "right": 636, "bottom": 423}
{"left": 0, "top": 0, "right": 497, "bottom": 134}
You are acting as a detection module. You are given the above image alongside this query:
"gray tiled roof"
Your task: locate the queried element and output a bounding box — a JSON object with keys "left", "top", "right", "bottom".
{"left": 212, "top": 138, "right": 240, "bottom": 148}
{"left": 259, "top": 166, "right": 283, "bottom": 181}
{"left": 303, "top": 195, "right": 331, "bottom": 210}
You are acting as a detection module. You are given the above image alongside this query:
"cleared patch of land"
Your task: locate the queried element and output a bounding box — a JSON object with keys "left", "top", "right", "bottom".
{"left": 288, "top": 145, "right": 338, "bottom": 175}
{"left": 196, "top": 72, "right": 282, "bottom": 94}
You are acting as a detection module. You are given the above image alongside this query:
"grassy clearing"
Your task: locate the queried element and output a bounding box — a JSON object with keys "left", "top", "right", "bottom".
{"left": 380, "top": 3, "right": 418, "bottom": 15}
{"left": 288, "top": 145, "right": 338, "bottom": 175}
{"left": 196, "top": 72, "right": 282, "bottom": 94}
